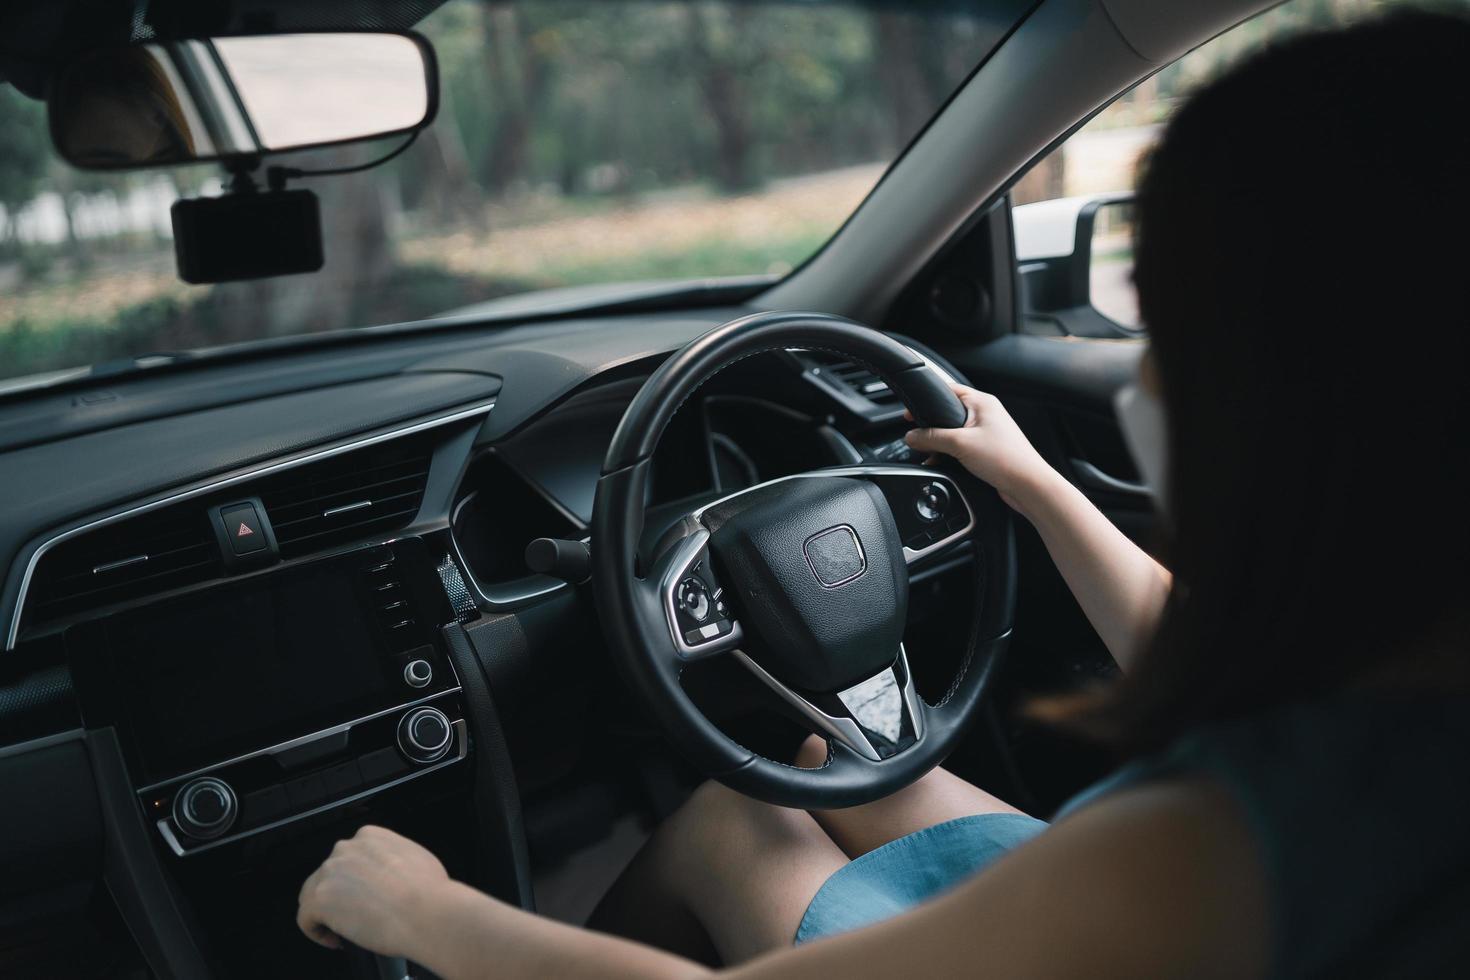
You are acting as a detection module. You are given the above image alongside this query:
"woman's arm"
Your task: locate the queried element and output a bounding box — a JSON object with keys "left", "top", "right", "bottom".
{"left": 300, "top": 781, "right": 1266, "bottom": 980}
{"left": 296, "top": 826, "right": 705, "bottom": 979}
{"left": 905, "top": 384, "right": 1170, "bottom": 670}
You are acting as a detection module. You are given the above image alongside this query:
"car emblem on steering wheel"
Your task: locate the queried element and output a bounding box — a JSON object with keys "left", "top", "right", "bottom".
{"left": 802, "top": 525, "right": 867, "bottom": 589}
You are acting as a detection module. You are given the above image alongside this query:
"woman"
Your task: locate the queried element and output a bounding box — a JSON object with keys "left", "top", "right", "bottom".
{"left": 298, "top": 12, "right": 1470, "bottom": 977}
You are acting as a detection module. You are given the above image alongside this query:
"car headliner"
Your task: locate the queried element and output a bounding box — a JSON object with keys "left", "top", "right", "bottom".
{"left": 0, "top": 0, "right": 997, "bottom": 97}
{"left": 0, "top": 0, "right": 449, "bottom": 95}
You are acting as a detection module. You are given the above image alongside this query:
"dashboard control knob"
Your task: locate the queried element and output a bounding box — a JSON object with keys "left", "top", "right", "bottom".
{"left": 403, "top": 659, "right": 433, "bottom": 689}
{"left": 397, "top": 707, "right": 453, "bottom": 764}
{"left": 914, "top": 481, "right": 951, "bottom": 522}
{"left": 173, "top": 777, "right": 237, "bottom": 841}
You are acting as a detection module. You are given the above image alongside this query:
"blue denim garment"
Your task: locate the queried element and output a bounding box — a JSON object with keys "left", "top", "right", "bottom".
{"left": 794, "top": 811, "right": 1046, "bottom": 944}
{"left": 795, "top": 695, "right": 1470, "bottom": 977}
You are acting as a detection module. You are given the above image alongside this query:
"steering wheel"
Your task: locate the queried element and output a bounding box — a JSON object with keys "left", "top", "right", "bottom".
{"left": 592, "top": 311, "right": 1016, "bottom": 808}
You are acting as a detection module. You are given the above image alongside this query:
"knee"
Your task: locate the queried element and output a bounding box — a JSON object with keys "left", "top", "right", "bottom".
{"left": 675, "top": 779, "right": 768, "bottom": 841}
{"left": 793, "top": 735, "right": 829, "bottom": 770}
{"left": 671, "top": 780, "right": 818, "bottom": 860}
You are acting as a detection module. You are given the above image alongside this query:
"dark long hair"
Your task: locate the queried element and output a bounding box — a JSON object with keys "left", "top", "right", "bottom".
{"left": 1054, "top": 9, "right": 1470, "bottom": 754}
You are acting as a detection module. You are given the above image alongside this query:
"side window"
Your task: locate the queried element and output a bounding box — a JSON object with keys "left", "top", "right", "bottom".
{"left": 1009, "top": 0, "right": 1420, "bottom": 337}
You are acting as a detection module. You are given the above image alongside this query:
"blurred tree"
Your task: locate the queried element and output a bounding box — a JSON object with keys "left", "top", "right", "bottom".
{"left": 0, "top": 87, "right": 50, "bottom": 245}
{"left": 686, "top": 2, "right": 758, "bottom": 192}
{"left": 411, "top": 82, "right": 485, "bottom": 225}
{"left": 480, "top": 0, "right": 555, "bottom": 194}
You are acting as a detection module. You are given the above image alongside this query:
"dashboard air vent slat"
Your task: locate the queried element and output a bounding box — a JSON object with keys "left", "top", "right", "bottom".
{"left": 258, "top": 435, "right": 434, "bottom": 557}
{"left": 25, "top": 510, "right": 223, "bottom": 628}
{"left": 799, "top": 352, "right": 902, "bottom": 408}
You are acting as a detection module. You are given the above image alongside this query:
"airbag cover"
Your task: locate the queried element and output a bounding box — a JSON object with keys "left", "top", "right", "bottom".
{"left": 705, "top": 477, "right": 906, "bottom": 692}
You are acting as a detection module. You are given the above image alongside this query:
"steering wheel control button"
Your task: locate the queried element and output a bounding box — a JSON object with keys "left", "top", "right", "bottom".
{"left": 220, "top": 502, "right": 267, "bottom": 555}
{"left": 914, "top": 482, "right": 951, "bottom": 523}
{"left": 678, "top": 577, "right": 712, "bottom": 621}
{"left": 173, "top": 777, "right": 238, "bottom": 841}
{"left": 683, "top": 618, "right": 734, "bottom": 647}
{"left": 403, "top": 658, "right": 433, "bottom": 688}
{"left": 398, "top": 707, "right": 453, "bottom": 764}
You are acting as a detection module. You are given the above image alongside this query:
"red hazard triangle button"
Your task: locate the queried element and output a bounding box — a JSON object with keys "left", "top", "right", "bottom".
{"left": 220, "top": 503, "right": 267, "bottom": 557}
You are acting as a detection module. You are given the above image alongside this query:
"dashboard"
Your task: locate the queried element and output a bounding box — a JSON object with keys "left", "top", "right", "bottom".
{"left": 0, "top": 306, "right": 951, "bottom": 976}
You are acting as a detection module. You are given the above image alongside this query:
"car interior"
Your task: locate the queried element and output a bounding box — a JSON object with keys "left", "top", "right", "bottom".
{"left": 0, "top": 0, "right": 1303, "bottom": 976}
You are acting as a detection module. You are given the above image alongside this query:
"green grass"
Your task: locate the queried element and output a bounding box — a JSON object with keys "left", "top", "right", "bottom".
{"left": 0, "top": 264, "right": 534, "bottom": 382}
{"left": 534, "top": 229, "right": 831, "bottom": 285}
{"left": 2, "top": 226, "right": 834, "bottom": 382}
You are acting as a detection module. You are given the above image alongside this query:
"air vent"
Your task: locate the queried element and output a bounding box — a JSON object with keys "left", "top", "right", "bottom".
{"left": 258, "top": 435, "right": 433, "bottom": 557}
{"left": 804, "top": 353, "right": 902, "bottom": 408}
{"left": 26, "top": 507, "right": 222, "bottom": 629}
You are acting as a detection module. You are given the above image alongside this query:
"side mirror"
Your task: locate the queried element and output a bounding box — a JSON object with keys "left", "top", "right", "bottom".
{"left": 1077, "top": 196, "right": 1140, "bottom": 331}
{"left": 1013, "top": 192, "right": 1140, "bottom": 337}
{"left": 48, "top": 32, "right": 438, "bottom": 170}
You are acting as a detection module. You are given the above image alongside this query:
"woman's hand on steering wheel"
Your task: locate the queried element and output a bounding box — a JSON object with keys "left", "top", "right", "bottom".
{"left": 905, "top": 383, "right": 1055, "bottom": 512}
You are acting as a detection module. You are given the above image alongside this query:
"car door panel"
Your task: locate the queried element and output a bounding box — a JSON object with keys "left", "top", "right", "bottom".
{"left": 940, "top": 332, "right": 1155, "bottom": 808}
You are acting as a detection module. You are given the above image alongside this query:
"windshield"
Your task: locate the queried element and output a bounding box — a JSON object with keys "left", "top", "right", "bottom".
{"left": 0, "top": 0, "right": 1026, "bottom": 387}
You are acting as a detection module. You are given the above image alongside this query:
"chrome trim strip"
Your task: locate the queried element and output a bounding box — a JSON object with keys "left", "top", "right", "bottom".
{"left": 6, "top": 400, "right": 495, "bottom": 650}
{"left": 156, "top": 719, "right": 469, "bottom": 858}
{"left": 895, "top": 644, "right": 926, "bottom": 741}
{"left": 135, "top": 686, "right": 462, "bottom": 794}
{"left": 93, "top": 554, "right": 148, "bottom": 575}
{"left": 322, "top": 500, "right": 373, "bottom": 518}
{"left": 687, "top": 465, "right": 976, "bottom": 565}
{"left": 733, "top": 645, "right": 925, "bottom": 764}
{"left": 660, "top": 528, "right": 745, "bottom": 660}
{"left": 732, "top": 650, "right": 880, "bottom": 761}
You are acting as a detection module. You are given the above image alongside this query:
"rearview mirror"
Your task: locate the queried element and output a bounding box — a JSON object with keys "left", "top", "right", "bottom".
{"left": 48, "top": 32, "right": 437, "bottom": 170}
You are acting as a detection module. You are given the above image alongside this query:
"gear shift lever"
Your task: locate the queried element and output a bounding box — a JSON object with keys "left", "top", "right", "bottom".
{"left": 343, "top": 940, "right": 411, "bottom": 980}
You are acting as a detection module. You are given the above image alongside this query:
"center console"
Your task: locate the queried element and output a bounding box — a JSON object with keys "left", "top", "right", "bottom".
{"left": 71, "top": 538, "right": 469, "bottom": 857}
{"left": 64, "top": 536, "right": 493, "bottom": 976}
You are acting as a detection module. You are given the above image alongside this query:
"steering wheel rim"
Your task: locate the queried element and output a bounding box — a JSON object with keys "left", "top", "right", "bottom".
{"left": 592, "top": 311, "right": 1016, "bottom": 808}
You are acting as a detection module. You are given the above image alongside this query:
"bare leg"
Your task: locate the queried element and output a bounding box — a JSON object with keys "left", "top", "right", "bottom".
{"left": 794, "top": 735, "right": 1028, "bottom": 858}
{"left": 587, "top": 780, "right": 849, "bottom": 965}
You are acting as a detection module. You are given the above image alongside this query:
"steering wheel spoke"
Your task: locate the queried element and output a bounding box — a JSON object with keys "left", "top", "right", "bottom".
{"left": 733, "top": 645, "right": 927, "bottom": 763}
{"left": 654, "top": 527, "right": 745, "bottom": 661}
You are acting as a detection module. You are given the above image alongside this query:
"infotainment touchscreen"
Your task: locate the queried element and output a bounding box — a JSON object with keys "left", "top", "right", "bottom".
{"left": 101, "top": 556, "right": 402, "bottom": 782}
